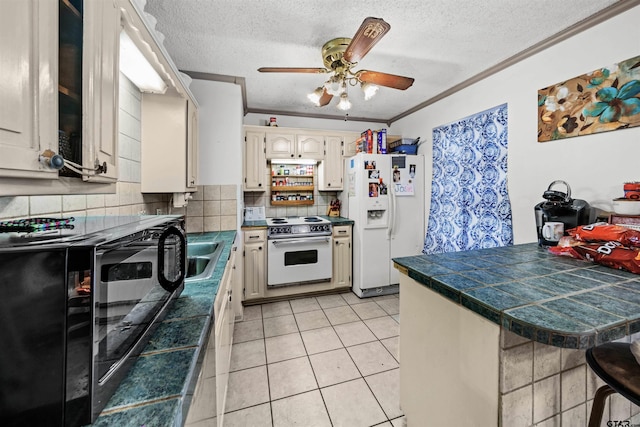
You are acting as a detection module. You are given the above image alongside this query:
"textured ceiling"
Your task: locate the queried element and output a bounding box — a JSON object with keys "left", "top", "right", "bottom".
{"left": 143, "top": 0, "right": 624, "bottom": 124}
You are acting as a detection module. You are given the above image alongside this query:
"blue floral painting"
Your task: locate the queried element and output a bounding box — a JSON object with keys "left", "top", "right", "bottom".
{"left": 423, "top": 103, "right": 513, "bottom": 254}
{"left": 538, "top": 55, "right": 640, "bottom": 142}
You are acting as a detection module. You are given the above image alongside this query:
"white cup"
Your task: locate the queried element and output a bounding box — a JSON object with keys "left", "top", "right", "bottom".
{"left": 542, "top": 221, "right": 564, "bottom": 242}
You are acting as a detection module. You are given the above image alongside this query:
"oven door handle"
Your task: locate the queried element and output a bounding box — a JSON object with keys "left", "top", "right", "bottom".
{"left": 270, "top": 236, "right": 331, "bottom": 245}
{"left": 158, "top": 226, "right": 186, "bottom": 292}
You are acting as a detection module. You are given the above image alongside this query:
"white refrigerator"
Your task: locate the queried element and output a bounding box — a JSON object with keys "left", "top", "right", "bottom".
{"left": 340, "top": 153, "right": 425, "bottom": 297}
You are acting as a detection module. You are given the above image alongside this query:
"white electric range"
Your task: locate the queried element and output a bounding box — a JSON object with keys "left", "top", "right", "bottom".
{"left": 265, "top": 216, "right": 332, "bottom": 286}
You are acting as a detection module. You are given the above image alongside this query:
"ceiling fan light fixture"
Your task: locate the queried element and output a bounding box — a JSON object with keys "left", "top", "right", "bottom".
{"left": 307, "top": 87, "right": 324, "bottom": 106}
{"left": 336, "top": 93, "right": 351, "bottom": 111}
{"left": 361, "top": 82, "right": 379, "bottom": 100}
{"left": 324, "top": 75, "right": 344, "bottom": 96}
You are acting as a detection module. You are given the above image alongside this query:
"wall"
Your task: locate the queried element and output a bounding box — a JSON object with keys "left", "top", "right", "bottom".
{"left": 192, "top": 80, "right": 243, "bottom": 185}
{"left": 392, "top": 5, "right": 640, "bottom": 244}
{"left": 0, "top": 74, "right": 168, "bottom": 221}
{"left": 181, "top": 79, "right": 243, "bottom": 231}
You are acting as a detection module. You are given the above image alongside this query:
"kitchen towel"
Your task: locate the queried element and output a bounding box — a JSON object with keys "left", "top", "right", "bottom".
{"left": 423, "top": 103, "right": 513, "bottom": 254}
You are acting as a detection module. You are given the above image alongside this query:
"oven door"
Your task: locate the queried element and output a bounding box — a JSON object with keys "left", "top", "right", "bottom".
{"left": 267, "top": 235, "right": 332, "bottom": 286}
{"left": 90, "top": 223, "right": 185, "bottom": 419}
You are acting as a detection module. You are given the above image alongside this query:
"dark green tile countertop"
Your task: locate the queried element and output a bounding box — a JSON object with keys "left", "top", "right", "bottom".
{"left": 90, "top": 230, "right": 237, "bottom": 427}
{"left": 241, "top": 219, "right": 267, "bottom": 228}
{"left": 393, "top": 243, "right": 640, "bottom": 349}
{"left": 322, "top": 215, "right": 354, "bottom": 226}
{"left": 241, "top": 215, "right": 353, "bottom": 228}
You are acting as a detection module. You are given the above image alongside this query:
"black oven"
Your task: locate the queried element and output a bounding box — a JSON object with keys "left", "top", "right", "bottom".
{"left": 0, "top": 215, "right": 185, "bottom": 427}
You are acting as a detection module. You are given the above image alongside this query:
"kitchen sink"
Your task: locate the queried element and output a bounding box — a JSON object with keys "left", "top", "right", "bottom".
{"left": 185, "top": 241, "right": 223, "bottom": 282}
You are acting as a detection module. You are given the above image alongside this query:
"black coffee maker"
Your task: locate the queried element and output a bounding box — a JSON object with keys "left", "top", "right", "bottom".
{"left": 534, "top": 180, "right": 593, "bottom": 246}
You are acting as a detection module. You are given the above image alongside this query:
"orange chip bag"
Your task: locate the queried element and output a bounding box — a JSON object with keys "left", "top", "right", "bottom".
{"left": 549, "top": 240, "right": 640, "bottom": 274}
{"left": 567, "top": 223, "right": 640, "bottom": 247}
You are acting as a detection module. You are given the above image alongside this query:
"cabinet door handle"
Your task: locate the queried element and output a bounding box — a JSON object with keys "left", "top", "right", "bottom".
{"left": 259, "top": 246, "right": 262, "bottom": 250}
{"left": 338, "top": 230, "right": 347, "bottom": 234}
{"left": 249, "top": 235, "right": 260, "bottom": 239}
{"left": 258, "top": 183, "right": 262, "bottom": 187}
{"left": 328, "top": 183, "right": 331, "bottom": 186}
{"left": 290, "top": 154, "right": 294, "bottom": 157}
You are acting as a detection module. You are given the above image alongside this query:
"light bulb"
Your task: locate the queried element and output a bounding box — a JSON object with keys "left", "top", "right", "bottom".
{"left": 324, "top": 75, "right": 343, "bottom": 96}
{"left": 361, "top": 82, "right": 379, "bottom": 100}
{"left": 307, "top": 87, "right": 324, "bottom": 106}
{"left": 337, "top": 93, "right": 351, "bottom": 111}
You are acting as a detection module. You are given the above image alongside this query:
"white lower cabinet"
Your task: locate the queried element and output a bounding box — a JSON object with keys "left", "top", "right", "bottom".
{"left": 186, "top": 243, "right": 237, "bottom": 427}
{"left": 243, "top": 229, "right": 266, "bottom": 301}
{"left": 332, "top": 225, "right": 352, "bottom": 289}
{"left": 215, "top": 245, "right": 236, "bottom": 425}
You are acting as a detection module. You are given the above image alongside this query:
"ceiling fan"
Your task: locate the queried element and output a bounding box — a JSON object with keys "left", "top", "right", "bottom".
{"left": 257, "top": 17, "right": 415, "bottom": 111}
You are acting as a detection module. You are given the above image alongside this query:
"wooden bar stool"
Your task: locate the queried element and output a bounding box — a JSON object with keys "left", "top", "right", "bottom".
{"left": 586, "top": 342, "right": 640, "bottom": 427}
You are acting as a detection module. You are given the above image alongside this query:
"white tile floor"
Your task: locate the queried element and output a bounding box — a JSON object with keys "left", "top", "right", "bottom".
{"left": 217, "top": 292, "right": 405, "bottom": 427}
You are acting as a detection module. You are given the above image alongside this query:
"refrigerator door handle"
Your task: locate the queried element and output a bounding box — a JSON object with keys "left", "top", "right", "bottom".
{"left": 388, "top": 185, "right": 397, "bottom": 239}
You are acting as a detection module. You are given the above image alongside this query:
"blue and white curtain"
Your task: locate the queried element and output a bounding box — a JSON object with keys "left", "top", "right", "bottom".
{"left": 423, "top": 103, "right": 513, "bottom": 254}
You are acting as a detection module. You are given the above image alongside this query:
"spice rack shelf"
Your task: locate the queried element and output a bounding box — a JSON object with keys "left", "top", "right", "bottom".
{"left": 271, "top": 200, "right": 314, "bottom": 206}
{"left": 270, "top": 165, "right": 315, "bottom": 205}
{"left": 271, "top": 185, "right": 314, "bottom": 192}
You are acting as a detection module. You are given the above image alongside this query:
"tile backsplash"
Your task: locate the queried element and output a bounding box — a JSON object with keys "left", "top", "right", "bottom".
{"left": 0, "top": 183, "right": 168, "bottom": 221}
{"left": 173, "top": 184, "right": 238, "bottom": 233}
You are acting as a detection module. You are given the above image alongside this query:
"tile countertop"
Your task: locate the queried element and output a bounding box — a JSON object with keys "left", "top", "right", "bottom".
{"left": 241, "top": 215, "right": 354, "bottom": 228}
{"left": 393, "top": 242, "right": 640, "bottom": 350}
{"left": 90, "top": 230, "right": 237, "bottom": 427}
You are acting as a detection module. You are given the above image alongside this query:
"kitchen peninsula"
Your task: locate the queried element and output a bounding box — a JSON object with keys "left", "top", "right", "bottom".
{"left": 393, "top": 243, "right": 640, "bottom": 426}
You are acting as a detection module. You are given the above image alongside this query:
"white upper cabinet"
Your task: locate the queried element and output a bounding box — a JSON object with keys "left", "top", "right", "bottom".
{"left": 0, "top": 0, "right": 59, "bottom": 180}
{"left": 0, "top": 0, "right": 119, "bottom": 194}
{"left": 318, "top": 135, "right": 344, "bottom": 190}
{"left": 295, "top": 134, "right": 325, "bottom": 160}
{"left": 265, "top": 131, "right": 324, "bottom": 160}
{"left": 141, "top": 94, "right": 197, "bottom": 193}
{"left": 82, "top": 0, "right": 120, "bottom": 182}
{"left": 244, "top": 130, "right": 267, "bottom": 191}
{"left": 265, "top": 132, "right": 295, "bottom": 159}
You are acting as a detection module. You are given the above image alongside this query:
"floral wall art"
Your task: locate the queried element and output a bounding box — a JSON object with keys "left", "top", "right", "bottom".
{"left": 538, "top": 54, "right": 640, "bottom": 142}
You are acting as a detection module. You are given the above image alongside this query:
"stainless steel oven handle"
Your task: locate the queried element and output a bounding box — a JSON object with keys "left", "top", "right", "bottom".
{"left": 270, "top": 236, "right": 331, "bottom": 245}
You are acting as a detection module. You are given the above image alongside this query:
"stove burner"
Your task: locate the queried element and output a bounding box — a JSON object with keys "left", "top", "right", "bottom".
{"left": 271, "top": 218, "right": 287, "bottom": 224}
{"left": 304, "top": 217, "right": 322, "bottom": 222}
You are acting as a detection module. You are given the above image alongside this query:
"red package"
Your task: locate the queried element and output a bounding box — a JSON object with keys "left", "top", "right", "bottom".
{"left": 549, "top": 240, "right": 640, "bottom": 274}
{"left": 567, "top": 223, "right": 640, "bottom": 247}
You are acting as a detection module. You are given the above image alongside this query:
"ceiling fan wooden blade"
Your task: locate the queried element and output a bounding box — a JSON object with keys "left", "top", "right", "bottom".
{"left": 258, "top": 67, "right": 328, "bottom": 74}
{"left": 358, "top": 70, "right": 415, "bottom": 90}
{"left": 343, "top": 17, "right": 390, "bottom": 63}
{"left": 318, "top": 89, "right": 333, "bottom": 107}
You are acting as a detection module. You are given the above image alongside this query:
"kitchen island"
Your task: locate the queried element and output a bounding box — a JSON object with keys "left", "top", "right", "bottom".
{"left": 393, "top": 243, "right": 640, "bottom": 426}
{"left": 90, "top": 231, "right": 236, "bottom": 427}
